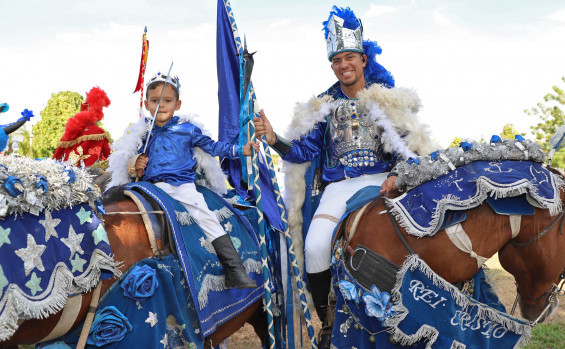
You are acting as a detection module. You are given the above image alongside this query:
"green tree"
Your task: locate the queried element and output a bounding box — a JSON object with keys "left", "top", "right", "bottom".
{"left": 16, "top": 129, "right": 33, "bottom": 157}
{"left": 500, "top": 124, "right": 525, "bottom": 140}
{"left": 526, "top": 76, "right": 565, "bottom": 149}
{"left": 32, "top": 91, "right": 83, "bottom": 158}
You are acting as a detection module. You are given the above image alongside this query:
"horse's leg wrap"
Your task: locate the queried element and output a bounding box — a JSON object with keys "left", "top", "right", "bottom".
{"left": 212, "top": 234, "right": 257, "bottom": 289}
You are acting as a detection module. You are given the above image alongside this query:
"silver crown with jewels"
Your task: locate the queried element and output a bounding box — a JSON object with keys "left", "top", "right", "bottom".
{"left": 146, "top": 72, "right": 181, "bottom": 94}
{"left": 326, "top": 13, "right": 364, "bottom": 61}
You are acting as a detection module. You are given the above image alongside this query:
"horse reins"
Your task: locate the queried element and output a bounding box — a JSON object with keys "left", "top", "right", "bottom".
{"left": 385, "top": 205, "right": 416, "bottom": 255}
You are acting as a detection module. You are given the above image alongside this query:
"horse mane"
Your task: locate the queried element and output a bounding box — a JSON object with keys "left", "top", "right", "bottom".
{"left": 102, "top": 185, "right": 128, "bottom": 205}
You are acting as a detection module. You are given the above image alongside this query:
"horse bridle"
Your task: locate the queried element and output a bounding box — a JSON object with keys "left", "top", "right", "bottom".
{"left": 509, "top": 210, "right": 565, "bottom": 324}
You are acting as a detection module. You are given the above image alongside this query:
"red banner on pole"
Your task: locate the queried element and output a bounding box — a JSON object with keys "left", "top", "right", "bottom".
{"left": 134, "top": 27, "right": 149, "bottom": 114}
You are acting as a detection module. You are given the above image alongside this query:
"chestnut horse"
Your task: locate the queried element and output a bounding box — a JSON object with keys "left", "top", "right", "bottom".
{"left": 339, "top": 171, "right": 565, "bottom": 326}
{"left": 0, "top": 189, "right": 267, "bottom": 348}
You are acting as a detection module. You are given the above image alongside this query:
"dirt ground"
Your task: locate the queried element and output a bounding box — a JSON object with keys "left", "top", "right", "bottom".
{"left": 226, "top": 254, "right": 565, "bottom": 348}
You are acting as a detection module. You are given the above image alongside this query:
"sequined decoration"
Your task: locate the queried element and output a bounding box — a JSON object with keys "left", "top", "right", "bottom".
{"left": 25, "top": 272, "right": 43, "bottom": 296}
{"left": 39, "top": 210, "right": 61, "bottom": 241}
{"left": 60, "top": 226, "right": 85, "bottom": 258}
{"left": 70, "top": 254, "right": 87, "bottom": 273}
{"left": 146, "top": 311, "right": 158, "bottom": 327}
{"left": 76, "top": 206, "right": 93, "bottom": 225}
{"left": 0, "top": 266, "right": 8, "bottom": 298}
{"left": 15, "top": 234, "right": 47, "bottom": 276}
{"left": 0, "top": 226, "right": 11, "bottom": 247}
{"left": 340, "top": 315, "right": 354, "bottom": 334}
{"left": 92, "top": 224, "right": 109, "bottom": 245}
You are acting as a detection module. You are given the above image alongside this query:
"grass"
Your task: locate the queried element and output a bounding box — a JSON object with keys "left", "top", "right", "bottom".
{"left": 524, "top": 323, "right": 565, "bottom": 349}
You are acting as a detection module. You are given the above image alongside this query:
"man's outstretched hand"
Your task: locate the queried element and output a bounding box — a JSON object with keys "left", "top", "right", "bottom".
{"left": 254, "top": 109, "right": 276, "bottom": 145}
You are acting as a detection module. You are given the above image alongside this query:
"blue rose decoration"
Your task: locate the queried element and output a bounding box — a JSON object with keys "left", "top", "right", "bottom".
{"left": 2, "top": 175, "right": 24, "bottom": 197}
{"left": 515, "top": 134, "right": 525, "bottom": 141}
{"left": 64, "top": 167, "right": 76, "bottom": 183}
{"left": 87, "top": 306, "right": 132, "bottom": 347}
{"left": 406, "top": 157, "right": 420, "bottom": 165}
{"left": 490, "top": 135, "right": 501, "bottom": 144}
{"left": 459, "top": 141, "right": 473, "bottom": 151}
{"left": 362, "top": 285, "right": 396, "bottom": 323}
{"left": 36, "top": 175, "right": 49, "bottom": 193}
{"left": 121, "top": 264, "right": 159, "bottom": 302}
{"left": 337, "top": 280, "right": 359, "bottom": 304}
{"left": 430, "top": 150, "right": 439, "bottom": 161}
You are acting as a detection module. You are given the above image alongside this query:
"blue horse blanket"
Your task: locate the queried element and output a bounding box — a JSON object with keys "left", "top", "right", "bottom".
{"left": 389, "top": 161, "right": 564, "bottom": 237}
{"left": 330, "top": 255, "right": 531, "bottom": 348}
{"left": 38, "top": 255, "right": 207, "bottom": 349}
{"left": 124, "top": 182, "right": 265, "bottom": 338}
{"left": 0, "top": 203, "right": 117, "bottom": 341}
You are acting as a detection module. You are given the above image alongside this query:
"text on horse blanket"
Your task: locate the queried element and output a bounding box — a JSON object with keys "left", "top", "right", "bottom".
{"left": 330, "top": 254, "right": 531, "bottom": 348}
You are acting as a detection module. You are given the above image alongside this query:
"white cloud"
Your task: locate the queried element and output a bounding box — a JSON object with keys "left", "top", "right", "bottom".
{"left": 546, "top": 9, "right": 565, "bottom": 22}
{"left": 268, "top": 19, "right": 290, "bottom": 29}
{"left": 431, "top": 6, "right": 458, "bottom": 30}
{"left": 364, "top": 5, "right": 397, "bottom": 19}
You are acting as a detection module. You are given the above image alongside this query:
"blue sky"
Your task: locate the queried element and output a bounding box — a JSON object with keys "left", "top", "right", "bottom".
{"left": 1, "top": 0, "right": 565, "bottom": 147}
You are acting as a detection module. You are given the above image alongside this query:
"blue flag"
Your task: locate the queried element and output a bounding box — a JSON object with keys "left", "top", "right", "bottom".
{"left": 216, "top": 0, "right": 284, "bottom": 231}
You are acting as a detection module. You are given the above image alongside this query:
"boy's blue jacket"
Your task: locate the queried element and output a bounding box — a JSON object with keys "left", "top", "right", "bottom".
{"left": 140, "top": 116, "right": 238, "bottom": 185}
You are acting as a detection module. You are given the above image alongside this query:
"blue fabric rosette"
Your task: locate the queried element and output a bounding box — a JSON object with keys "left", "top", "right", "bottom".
{"left": 87, "top": 306, "right": 133, "bottom": 347}
{"left": 2, "top": 175, "right": 24, "bottom": 197}
{"left": 120, "top": 264, "right": 159, "bottom": 302}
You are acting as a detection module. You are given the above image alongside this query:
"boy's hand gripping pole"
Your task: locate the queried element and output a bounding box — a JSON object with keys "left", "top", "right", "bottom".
{"left": 142, "top": 61, "right": 174, "bottom": 153}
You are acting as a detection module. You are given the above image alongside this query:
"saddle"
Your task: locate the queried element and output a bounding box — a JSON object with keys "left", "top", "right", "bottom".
{"left": 122, "top": 186, "right": 174, "bottom": 256}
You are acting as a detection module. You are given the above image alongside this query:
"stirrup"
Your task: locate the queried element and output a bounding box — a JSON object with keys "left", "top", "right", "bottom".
{"left": 318, "top": 326, "right": 333, "bottom": 349}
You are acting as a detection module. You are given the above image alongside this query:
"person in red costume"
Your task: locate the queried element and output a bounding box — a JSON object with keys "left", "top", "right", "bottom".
{"left": 53, "top": 87, "right": 111, "bottom": 167}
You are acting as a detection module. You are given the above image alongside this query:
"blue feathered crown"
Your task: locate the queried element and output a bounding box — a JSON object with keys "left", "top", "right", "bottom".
{"left": 323, "top": 6, "right": 395, "bottom": 87}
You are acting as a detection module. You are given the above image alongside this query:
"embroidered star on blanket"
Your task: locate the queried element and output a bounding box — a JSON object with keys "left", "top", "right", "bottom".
{"left": 76, "top": 207, "right": 92, "bottom": 225}
{"left": 39, "top": 210, "right": 61, "bottom": 241}
{"left": 0, "top": 226, "right": 11, "bottom": 247}
{"left": 25, "top": 272, "right": 43, "bottom": 296}
{"left": 70, "top": 254, "right": 87, "bottom": 273}
{"left": 15, "top": 234, "right": 47, "bottom": 276}
{"left": 61, "top": 226, "right": 85, "bottom": 258}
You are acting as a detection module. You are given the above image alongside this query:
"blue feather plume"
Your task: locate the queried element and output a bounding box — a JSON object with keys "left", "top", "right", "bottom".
{"left": 363, "top": 40, "right": 395, "bottom": 87}
{"left": 323, "top": 6, "right": 360, "bottom": 39}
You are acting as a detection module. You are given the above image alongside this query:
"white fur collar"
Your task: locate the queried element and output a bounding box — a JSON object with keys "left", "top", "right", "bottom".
{"left": 107, "top": 112, "right": 228, "bottom": 195}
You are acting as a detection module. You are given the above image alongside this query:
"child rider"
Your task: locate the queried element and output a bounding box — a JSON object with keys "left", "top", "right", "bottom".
{"left": 132, "top": 73, "right": 259, "bottom": 289}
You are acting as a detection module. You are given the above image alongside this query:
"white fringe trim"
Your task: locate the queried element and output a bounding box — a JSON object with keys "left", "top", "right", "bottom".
{"left": 196, "top": 258, "right": 262, "bottom": 309}
{"left": 385, "top": 255, "right": 531, "bottom": 348}
{"left": 388, "top": 171, "right": 565, "bottom": 237}
{"left": 0, "top": 250, "right": 121, "bottom": 341}
{"left": 175, "top": 207, "right": 235, "bottom": 226}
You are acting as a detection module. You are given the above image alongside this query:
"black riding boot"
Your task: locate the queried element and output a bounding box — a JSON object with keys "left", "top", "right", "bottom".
{"left": 212, "top": 235, "right": 257, "bottom": 289}
{"left": 307, "top": 270, "right": 332, "bottom": 349}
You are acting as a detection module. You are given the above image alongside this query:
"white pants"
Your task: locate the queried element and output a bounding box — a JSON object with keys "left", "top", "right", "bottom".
{"left": 304, "top": 173, "right": 388, "bottom": 273}
{"left": 155, "top": 182, "right": 226, "bottom": 240}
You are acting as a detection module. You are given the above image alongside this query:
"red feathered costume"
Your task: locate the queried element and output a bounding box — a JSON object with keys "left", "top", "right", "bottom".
{"left": 53, "top": 87, "right": 112, "bottom": 167}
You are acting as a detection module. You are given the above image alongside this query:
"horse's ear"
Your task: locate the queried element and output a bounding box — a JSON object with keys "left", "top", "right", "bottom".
{"left": 101, "top": 184, "right": 127, "bottom": 205}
